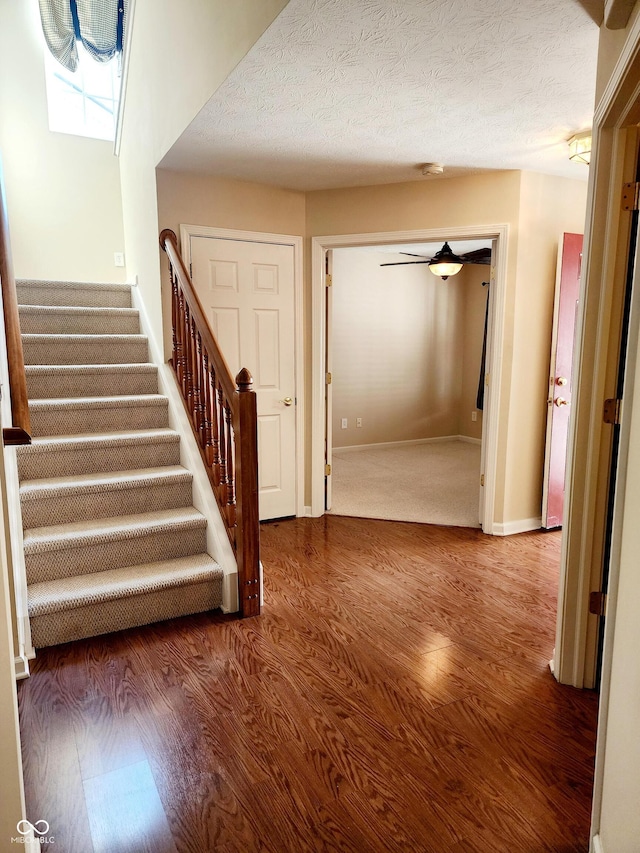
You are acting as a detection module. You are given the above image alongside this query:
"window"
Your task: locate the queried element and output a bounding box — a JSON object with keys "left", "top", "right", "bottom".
{"left": 44, "top": 43, "right": 120, "bottom": 142}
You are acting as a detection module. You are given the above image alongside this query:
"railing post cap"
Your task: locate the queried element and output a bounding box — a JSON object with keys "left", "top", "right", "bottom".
{"left": 236, "top": 367, "right": 254, "bottom": 391}
{"left": 159, "top": 228, "right": 177, "bottom": 252}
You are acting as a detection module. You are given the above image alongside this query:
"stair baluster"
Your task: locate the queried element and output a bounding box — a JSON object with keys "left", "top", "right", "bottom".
{"left": 160, "top": 229, "right": 260, "bottom": 617}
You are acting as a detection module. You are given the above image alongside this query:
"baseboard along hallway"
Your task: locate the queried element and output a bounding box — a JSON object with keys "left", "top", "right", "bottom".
{"left": 17, "top": 515, "right": 597, "bottom": 852}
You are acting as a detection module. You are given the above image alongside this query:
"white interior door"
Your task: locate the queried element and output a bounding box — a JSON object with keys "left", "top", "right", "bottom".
{"left": 190, "top": 235, "right": 297, "bottom": 521}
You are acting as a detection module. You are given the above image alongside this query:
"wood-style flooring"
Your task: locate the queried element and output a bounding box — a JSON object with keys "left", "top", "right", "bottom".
{"left": 18, "top": 516, "right": 598, "bottom": 853}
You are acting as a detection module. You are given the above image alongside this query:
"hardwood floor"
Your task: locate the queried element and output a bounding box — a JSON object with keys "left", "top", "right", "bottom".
{"left": 18, "top": 516, "right": 598, "bottom": 852}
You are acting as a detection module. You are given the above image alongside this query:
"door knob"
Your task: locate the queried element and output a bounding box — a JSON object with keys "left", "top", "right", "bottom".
{"left": 280, "top": 397, "right": 293, "bottom": 407}
{"left": 556, "top": 376, "right": 568, "bottom": 386}
{"left": 554, "top": 397, "right": 569, "bottom": 407}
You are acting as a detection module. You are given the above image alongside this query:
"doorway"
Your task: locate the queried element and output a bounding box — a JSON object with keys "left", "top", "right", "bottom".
{"left": 311, "top": 225, "right": 508, "bottom": 533}
{"left": 326, "top": 241, "right": 490, "bottom": 527}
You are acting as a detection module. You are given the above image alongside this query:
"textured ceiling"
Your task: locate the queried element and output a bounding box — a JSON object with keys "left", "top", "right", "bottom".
{"left": 160, "top": 0, "right": 599, "bottom": 191}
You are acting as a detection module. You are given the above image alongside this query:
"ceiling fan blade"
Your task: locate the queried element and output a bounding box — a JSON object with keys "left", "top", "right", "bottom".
{"left": 459, "top": 248, "right": 492, "bottom": 264}
{"left": 380, "top": 260, "right": 432, "bottom": 266}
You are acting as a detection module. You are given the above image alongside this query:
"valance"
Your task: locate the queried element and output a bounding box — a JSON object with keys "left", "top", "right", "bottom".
{"left": 39, "top": 0, "right": 126, "bottom": 72}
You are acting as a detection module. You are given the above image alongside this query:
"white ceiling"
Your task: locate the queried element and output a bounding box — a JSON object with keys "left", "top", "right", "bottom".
{"left": 160, "top": 0, "right": 600, "bottom": 191}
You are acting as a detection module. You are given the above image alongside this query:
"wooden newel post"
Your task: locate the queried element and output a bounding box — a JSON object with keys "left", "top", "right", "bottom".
{"left": 235, "top": 367, "right": 260, "bottom": 617}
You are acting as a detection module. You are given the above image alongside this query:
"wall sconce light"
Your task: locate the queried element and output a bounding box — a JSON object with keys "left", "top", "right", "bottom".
{"left": 568, "top": 130, "right": 592, "bottom": 165}
{"left": 428, "top": 242, "right": 464, "bottom": 280}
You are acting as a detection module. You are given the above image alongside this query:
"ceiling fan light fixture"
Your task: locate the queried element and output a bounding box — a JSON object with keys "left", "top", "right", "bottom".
{"left": 568, "top": 130, "right": 591, "bottom": 165}
{"left": 428, "top": 242, "right": 464, "bottom": 280}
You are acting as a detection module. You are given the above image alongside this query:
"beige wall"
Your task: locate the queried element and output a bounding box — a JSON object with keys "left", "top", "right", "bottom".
{"left": 331, "top": 250, "right": 489, "bottom": 448}
{"left": 0, "top": 0, "right": 126, "bottom": 283}
{"left": 506, "top": 172, "right": 588, "bottom": 522}
{"left": 118, "top": 0, "right": 289, "bottom": 354}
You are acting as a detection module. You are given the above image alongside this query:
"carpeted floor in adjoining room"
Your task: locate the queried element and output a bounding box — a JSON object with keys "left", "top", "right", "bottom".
{"left": 329, "top": 439, "right": 481, "bottom": 527}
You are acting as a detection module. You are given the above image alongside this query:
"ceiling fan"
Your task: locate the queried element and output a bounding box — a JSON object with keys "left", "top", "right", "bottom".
{"left": 381, "top": 242, "right": 491, "bottom": 280}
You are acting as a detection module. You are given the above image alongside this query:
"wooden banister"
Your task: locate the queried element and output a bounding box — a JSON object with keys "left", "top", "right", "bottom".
{"left": 0, "top": 155, "right": 31, "bottom": 446}
{"left": 160, "top": 229, "right": 260, "bottom": 617}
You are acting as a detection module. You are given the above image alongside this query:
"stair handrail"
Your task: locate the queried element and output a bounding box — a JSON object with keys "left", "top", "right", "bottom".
{"left": 0, "top": 155, "right": 31, "bottom": 446}
{"left": 160, "top": 229, "right": 260, "bottom": 617}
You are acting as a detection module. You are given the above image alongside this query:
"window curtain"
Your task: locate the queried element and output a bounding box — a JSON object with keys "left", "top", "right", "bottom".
{"left": 476, "top": 283, "right": 490, "bottom": 411}
{"left": 39, "top": 0, "right": 126, "bottom": 72}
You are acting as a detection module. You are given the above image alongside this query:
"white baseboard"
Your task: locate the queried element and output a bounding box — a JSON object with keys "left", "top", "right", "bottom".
{"left": 333, "top": 435, "right": 479, "bottom": 453}
{"left": 492, "top": 517, "right": 542, "bottom": 536}
{"left": 14, "top": 653, "right": 30, "bottom": 680}
{"left": 304, "top": 505, "right": 313, "bottom": 517}
{"left": 591, "top": 834, "right": 604, "bottom": 853}
{"left": 458, "top": 435, "right": 482, "bottom": 445}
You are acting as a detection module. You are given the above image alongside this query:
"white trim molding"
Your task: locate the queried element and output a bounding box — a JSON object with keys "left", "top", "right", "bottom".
{"left": 491, "top": 517, "right": 542, "bottom": 536}
{"left": 179, "top": 224, "right": 306, "bottom": 521}
{"left": 114, "top": 0, "right": 136, "bottom": 156}
{"left": 591, "top": 834, "right": 605, "bottom": 853}
{"left": 311, "top": 224, "right": 509, "bottom": 538}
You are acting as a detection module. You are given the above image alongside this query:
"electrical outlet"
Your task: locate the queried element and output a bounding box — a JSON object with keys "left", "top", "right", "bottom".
{"left": 356, "top": 417, "right": 362, "bottom": 427}
{"left": 341, "top": 418, "right": 348, "bottom": 429}
{"left": 471, "top": 411, "right": 478, "bottom": 422}
{"left": 114, "top": 252, "right": 125, "bottom": 267}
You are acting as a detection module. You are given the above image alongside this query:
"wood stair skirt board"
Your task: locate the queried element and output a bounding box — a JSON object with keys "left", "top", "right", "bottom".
{"left": 14, "top": 279, "right": 225, "bottom": 648}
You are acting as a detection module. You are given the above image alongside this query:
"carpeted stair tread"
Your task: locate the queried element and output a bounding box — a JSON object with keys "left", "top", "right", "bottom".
{"left": 22, "top": 333, "right": 148, "bottom": 364}
{"left": 25, "top": 363, "right": 159, "bottom": 399}
{"left": 18, "top": 428, "right": 179, "bottom": 453}
{"left": 18, "top": 304, "right": 140, "bottom": 335}
{"left": 29, "top": 394, "right": 168, "bottom": 412}
{"left": 25, "top": 363, "right": 156, "bottom": 376}
{"left": 28, "top": 394, "right": 169, "bottom": 436}
{"left": 20, "top": 465, "right": 192, "bottom": 499}
{"left": 23, "top": 506, "right": 207, "bottom": 555}
{"left": 16, "top": 280, "right": 132, "bottom": 308}
{"left": 16, "top": 429, "right": 181, "bottom": 479}
{"left": 28, "top": 553, "right": 223, "bottom": 617}
{"left": 19, "top": 465, "right": 194, "bottom": 528}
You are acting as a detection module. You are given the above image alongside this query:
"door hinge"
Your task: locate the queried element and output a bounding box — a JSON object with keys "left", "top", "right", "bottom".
{"left": 622, "top": 182, "right": 640, "bottom": 211}
{"left": 326, "top": 372, "right": 332, "bottom": 385}
{"left": 326, "top": 273, "right": 332, "bottom": 287}
{"left": 603, "top": 398, "right": 622, "bottom": 425}
{"left": 480, "top": 474, "right": 485, "bottom": 487}
{"left": 589, "top": 591, "right": 607, "bottom": 617}
{"left": 189, "top": 262, "right": 193, "bottom": 278}
{"left": 325, "top": 463, "right": 331, "bottom": 476}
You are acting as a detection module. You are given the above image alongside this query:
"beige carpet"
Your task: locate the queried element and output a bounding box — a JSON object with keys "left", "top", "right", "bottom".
{"left": 329, "top": 439, "right": 481, "bottom": 528}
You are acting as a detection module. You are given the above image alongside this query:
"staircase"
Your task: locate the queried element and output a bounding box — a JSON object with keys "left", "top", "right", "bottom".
{"left": 14, "top": 279, "right": 224, "bottom": 648}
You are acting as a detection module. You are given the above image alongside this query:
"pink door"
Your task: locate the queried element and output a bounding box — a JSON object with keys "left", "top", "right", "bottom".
{"left": 542, "top": 233, "right": 583, "bottom": 528}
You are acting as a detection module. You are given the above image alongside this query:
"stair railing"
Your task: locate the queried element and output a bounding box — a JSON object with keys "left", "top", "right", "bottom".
{"left": 0, "top": 156, "right": 31, "bottom": 446}
{"left": 160, "top": 229, "right": 260, "bottom": 617}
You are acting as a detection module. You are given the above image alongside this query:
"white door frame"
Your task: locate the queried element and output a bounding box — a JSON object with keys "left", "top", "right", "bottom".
{"left": 180, "top": 224, "right": 305, "bottom": 519}
{"left": 311, "top": 224, "right": 509, "bottom": 533}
